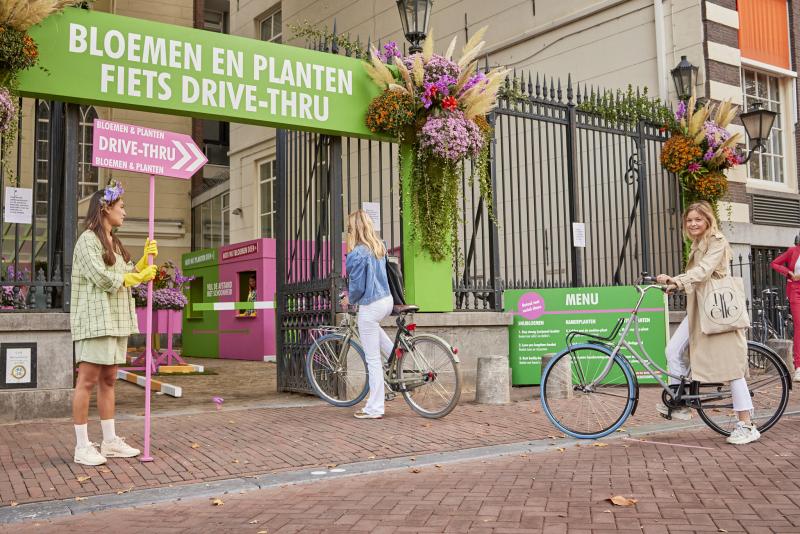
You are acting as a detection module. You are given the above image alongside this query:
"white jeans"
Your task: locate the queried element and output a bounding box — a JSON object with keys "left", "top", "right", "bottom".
{"left": 357, "top": 295, "right": 394, "bottom": 416}
{"left": 667, "top": 316, "right": 753, "bottom": 412}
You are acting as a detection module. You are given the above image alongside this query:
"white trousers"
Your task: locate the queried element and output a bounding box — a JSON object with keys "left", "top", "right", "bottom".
{"left": 357, "top": 296, "right": 394, "bottom": 416}
{"left": 666, "top": 316, "right": 753, "bottom": 412}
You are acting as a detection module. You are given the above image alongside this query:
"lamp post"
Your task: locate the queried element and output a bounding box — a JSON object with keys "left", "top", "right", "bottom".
{"left": 396, "top": 0, "right": 432, "bottom": 54}
{"left": 739, "top": 101, "right": 778, "bottom": 164}
{"left": 670, "top": 55, "right": 699, "bottom": 101}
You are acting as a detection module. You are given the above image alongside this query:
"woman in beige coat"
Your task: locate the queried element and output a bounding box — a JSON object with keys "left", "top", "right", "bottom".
{"left": 656, "top": 201, "right": 758, "bottom": 445}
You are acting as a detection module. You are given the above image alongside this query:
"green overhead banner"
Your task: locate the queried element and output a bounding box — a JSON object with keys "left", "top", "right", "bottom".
{"left": 18, "top": 8, "right": 379, "bottom": 137}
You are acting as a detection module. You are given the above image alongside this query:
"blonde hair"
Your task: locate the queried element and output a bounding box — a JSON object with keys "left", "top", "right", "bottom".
{"left": 346, "top": 210, "right": 386, "bottom": 258}
{"left": 683, "top": 200, "right": 721, "bottom": 244}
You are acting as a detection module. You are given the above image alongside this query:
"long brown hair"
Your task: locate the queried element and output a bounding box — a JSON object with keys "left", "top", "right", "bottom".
{"left": 346, "top": 210, "right": 385, "bottom": 258}
{"left": 85, "top": 189, "right": 131, "bottom": 266}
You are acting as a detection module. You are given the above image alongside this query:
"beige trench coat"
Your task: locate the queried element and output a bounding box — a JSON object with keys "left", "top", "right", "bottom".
{"left": 672, "top": 232, "right": 748, "bottom": 383}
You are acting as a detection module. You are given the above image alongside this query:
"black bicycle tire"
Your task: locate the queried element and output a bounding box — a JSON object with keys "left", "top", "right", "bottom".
{"left": 305, "top": 333, "right": 369, "bottom": 407}
{"left": 397, "top": 333, "right": 462, "bottom": 419}
{"left": 693, "top": 342, "right": 789, "bottom": 436}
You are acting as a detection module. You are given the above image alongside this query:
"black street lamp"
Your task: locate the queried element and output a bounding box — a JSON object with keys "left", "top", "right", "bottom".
{"left": 739, "top": 101, "right": 778, "bottom": 164}
{"left": 670, "top": 55, "right": 699, "bottom": 101}
{"left": 396, "top": 0, "right": 432, "bottom": 54}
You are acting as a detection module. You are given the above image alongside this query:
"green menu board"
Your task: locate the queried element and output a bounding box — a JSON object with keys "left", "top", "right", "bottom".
{"left": 505, "top": 287, "right": 669, "bottom": 385}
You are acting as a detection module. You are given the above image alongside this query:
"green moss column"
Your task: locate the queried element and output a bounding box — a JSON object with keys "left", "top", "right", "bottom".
{"left": 400, "top": 143, "right": 453, "bottom": 312}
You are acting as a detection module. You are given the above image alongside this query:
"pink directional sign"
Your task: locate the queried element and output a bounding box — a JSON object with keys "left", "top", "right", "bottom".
{"left": 92, "top": 119, "right": 206, "bottom": 180}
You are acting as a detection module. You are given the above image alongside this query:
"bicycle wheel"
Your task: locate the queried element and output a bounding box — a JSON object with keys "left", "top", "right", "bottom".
{"left": 540, "top": 344, "right": 637, "bottom": 439}
{"left": 397, "top": 333, "right": 461, "bottom": 419}
{"left": 305, "top": 333, "right": 369, "bottom": 407}
{"left": 693, "top": 341, "right": 790, "bottom": 436}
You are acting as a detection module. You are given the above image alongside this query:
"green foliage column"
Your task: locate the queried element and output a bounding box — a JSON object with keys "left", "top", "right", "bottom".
{"left": 400, "top": 143, "right": 453, "bottom": 312}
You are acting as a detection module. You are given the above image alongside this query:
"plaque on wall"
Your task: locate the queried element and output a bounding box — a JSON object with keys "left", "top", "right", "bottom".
{"left": 1, "top": 343, "right": 37, "bottom": 389}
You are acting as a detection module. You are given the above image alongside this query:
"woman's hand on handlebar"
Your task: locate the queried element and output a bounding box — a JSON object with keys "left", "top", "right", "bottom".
{"left": 655, "top": 273, "right": 672, "bottom": 285}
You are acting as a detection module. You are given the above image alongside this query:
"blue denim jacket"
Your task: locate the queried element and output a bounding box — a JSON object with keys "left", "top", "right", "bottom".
{"left": 346, "top": 245, "right": 390, "bottom": 306}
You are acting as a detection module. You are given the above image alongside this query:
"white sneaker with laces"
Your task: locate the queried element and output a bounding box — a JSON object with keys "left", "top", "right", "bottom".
{"left": 101, "top": 436, "right": 140, "bottom": 458}
{"left": 655, "top": 402, "right": 692, "bottom": 420}
{"left": 726, "top": 422, "right": 761, "bottom": 445}
{"left": 793, "top": 368, "right": 800, "bottom": 382}
{"left": 74, "top": 443, "right": 107, "bottom": 466}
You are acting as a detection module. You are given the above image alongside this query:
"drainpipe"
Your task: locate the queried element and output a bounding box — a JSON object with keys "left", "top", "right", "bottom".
{"left": 654, "top": 0, "right": 668, "bottom": 100}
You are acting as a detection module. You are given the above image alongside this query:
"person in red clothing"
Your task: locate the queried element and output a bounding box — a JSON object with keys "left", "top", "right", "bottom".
{"left": 770, "top": 240, "right": 800, "bottom": 382}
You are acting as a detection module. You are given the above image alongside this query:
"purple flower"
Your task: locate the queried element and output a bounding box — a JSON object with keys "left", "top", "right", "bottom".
{"left": 377, "top": 41, "right": 402, "bottom": 63}
{"left": 703, "top": 120, "right": 730, "bottom": 150}
{"left": 0, "top": 88, "right": 15, "bottom": 133}
{"left": 703, "top": 149, "right": 715, "bottom": 161}
{"left": 675, "top": 100, "right": 687, "bottom": 121}
{"left": 686, "top": 162, "right": 702, "bottom": 173}
{"left": 420, "top": 75, "right": 457, "bottom": 108}
{"left": 419, "top": 110, "right": 484, "bottom": 161}
{"left": 459, "top": 72, "right": 488, "bottom": 96}
{"left": 102, "top": 181, "right": 125, "bottom": 205}
{"left": 404, "top": 53, "right": 460, "bottom": 86}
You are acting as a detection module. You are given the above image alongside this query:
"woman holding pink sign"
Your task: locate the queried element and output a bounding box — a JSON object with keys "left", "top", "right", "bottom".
{"left": 70, "top": 181, "right": 158, "bottom": 466}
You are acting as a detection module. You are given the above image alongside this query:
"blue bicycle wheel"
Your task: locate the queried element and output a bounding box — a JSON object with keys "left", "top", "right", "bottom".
{"left": 305, "top": 333, "right": 369, "bottom": 407}
{"left": 540, "top": 344, "right": 637, "bottom": 439}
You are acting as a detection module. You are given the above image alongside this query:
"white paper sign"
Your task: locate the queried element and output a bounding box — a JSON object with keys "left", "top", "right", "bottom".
{"left": 362, "top": 202, "right": 381, "bottom": 231}
{"left": 3, "top": 187, "right": 33, "bottom": 225}
{"left": 572, "top": 222, "right": 586, "bottom": 248}
{"left": 5, "top": 348, "right": 31, "bottom": 384}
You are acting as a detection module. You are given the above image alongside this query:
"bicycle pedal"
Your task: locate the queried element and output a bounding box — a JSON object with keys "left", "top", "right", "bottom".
{"left": 385, "top": 392, "right": 397, "bottom": 401}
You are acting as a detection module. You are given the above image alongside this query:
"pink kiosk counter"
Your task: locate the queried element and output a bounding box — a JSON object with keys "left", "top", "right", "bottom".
{"left": 216, "top": 239, "right": 276, "bottom": 361}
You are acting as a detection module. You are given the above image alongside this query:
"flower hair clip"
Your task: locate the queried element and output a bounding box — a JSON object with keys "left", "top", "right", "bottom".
{"left": 101, "top": 180, "right": 124, "bottom": 206}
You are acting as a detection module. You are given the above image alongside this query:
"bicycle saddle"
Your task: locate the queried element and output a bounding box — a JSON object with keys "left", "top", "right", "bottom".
{"left": 392, "top": 304, "right": 419, "bottom": 315}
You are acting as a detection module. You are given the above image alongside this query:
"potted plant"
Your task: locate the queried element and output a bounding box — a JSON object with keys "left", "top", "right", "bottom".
{"left": 132, "top": 260, "right": 194, "bottom": 334}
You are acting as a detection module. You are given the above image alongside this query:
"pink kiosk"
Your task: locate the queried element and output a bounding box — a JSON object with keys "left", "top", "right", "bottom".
{"left": 217, "top": 239, "right": 277, "bottom": 361}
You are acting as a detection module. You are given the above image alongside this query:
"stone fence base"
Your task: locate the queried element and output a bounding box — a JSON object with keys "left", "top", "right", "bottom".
{"left": 0, "top": 313, "right": 73, "bottom": 422}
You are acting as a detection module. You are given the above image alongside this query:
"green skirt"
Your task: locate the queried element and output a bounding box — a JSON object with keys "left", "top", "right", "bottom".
{"left": 75, "top": 336, "right": 128, "bottom": 366}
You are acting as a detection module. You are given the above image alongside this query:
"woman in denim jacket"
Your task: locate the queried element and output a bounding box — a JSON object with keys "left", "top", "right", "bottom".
{"left": 343, "top": 210, "right": 393, "bottom": 419}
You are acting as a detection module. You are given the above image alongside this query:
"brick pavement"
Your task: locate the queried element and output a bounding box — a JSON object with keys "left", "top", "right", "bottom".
{"left": 8, "top": 418, "right": 800, "bottom": 533}
{"left": 0, "top": 388, "right": 691, "bottom": 506}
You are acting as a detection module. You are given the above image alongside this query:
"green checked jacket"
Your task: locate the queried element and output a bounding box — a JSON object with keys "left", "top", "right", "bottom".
{"left": 70, "top": 230, "right": 139, "bottom": 341}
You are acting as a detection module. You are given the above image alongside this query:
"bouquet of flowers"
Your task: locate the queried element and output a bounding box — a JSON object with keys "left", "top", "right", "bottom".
{"left": 131, "top": 260, "right": 194, "bottom": 311}
{"left": 660, "top": 96, "right": 742, "bottom": 215}
{"left": 363, "top": 29, "right": 508, "bottom": 261}
{"left": 0, "top": 263, "right": 28, "bottom": 308}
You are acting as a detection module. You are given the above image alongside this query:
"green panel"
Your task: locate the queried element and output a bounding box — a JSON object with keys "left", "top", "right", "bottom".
{"left": 19, "top": 8, "right": 380, "bottom": 137}
{"left": 505, "top": 286, "right": 669, "bottom": 385}
{"left": 181, "top": 248, "right": 219, "bottom": 358}
{"left": 400, "top": 143, "right": 453, "bottom": 312}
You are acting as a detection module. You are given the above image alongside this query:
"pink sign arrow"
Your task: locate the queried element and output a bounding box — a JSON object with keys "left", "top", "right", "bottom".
{"left": 92, "top": 118, "right": 207, "bottom": 180}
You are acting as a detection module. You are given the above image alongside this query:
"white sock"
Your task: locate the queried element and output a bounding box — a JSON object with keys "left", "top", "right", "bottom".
{"left": 101, "top": 419, "right": 116, "bottom": 443}
{"left": 75, "top": 424, "right": 89, "bottom": 449}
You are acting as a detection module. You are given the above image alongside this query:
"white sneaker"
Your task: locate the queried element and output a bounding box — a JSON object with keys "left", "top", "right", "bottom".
{"left": 74, "top": 443, "right": 107, "bottom": 466}
{"left": 656, "top": 402, "right": 692, "bottom": 420}
{"left": 101, "top": 436, "right": 140, "bottom": 458}
{"left": 793, "top": 368, "right": 800, "bottom": 382}
{"left": 726, "top": 422, "right": 761, "bottom": 445}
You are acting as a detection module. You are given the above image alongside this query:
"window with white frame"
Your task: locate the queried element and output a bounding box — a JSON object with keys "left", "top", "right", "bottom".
{"left": 259, "top": 160, "right": 276, "bottom": 238}
{"left": 741, "top": 69, "right": 785, "bottom": 183}
{"left": 78, "top": 105, "right": 99, "bottom": 198}
{"left": 192, "top": 191, "right": 230, "bottom": 249}
{"left": 35, "top": 101, "right": 49, "bottom": 218}
{"left": 259, "top": 9, "right": 281, "bottom": 43}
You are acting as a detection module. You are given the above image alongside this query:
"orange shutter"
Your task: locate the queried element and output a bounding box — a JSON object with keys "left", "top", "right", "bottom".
{"left": 738, "top": 0, "right": 791, "bottom": 69}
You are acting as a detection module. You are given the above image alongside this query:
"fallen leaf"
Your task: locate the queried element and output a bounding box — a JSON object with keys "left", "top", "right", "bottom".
{"left": 608, "top": 495, "right": 638, "bottom": 506}
{"left": 435, "top": 464, "right": 442, "bottom": 468}
{"left": 410, "top": 467, "right": 421, "bottom": 473}
{"left": 548, "top": 435, "right": 560, "bottom": 439}
{"left": 719, "top": 530, "right": 728, "bottom": 533}
{"left": 75, "top": 496, "right": 87, "bottom": 501}
{"left": 191, "top": 443, "right": 201, "bottom": 449}
{"left": 9, "top": 502, "right": 18, "bottom": 507}
{"left": 116, "top": 487, "right": 134, "bottom": 495}
{"left": 77, "top": 476, "right": 92, "bottom": 483}
{"left": 423, "top": 423, "right": 432, "bottom": 428}
{"left": 249, "top": 520, "right": 259, "bottom": 524}
{"left": 211, "top": 498, "right": 224, "bottom": 506}
{"left": 593, "top": 443, "right": 609, "bottom": 448}
{"left": 410, "top": 457, "right": 416, "bottom": 462}
{"left": 603, "top": 510, "right": 612, "bottom": 513}
{"left": 556, "top": 448, "right": 566, "bottom": 453}
{"left": 98, "top": 468, "right": 111, "bottom": 474}
{"left": 258, "top": 531, "right": 268, "bottom": 534}
{"left": 326, "top": 464, "right": 337, "bottom": 469}
{"left": 616, "top": 428, "right": 627, "bottom": 432}
{"left": 228, "top": 420, "right": 236, "bottom": 424}
{"left": 232, "top": 459, "right": 240, "bottom": 464}
{"left": 367, "top": 455, "right": 376, "bottom": 460}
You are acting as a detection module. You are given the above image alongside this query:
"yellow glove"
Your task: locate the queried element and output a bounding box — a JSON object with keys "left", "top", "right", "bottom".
{"left": 123, "top": 265, "right": 157, "bottom": 287}
{"left": 135, "top": 239, "right": 158, "bottom": 273}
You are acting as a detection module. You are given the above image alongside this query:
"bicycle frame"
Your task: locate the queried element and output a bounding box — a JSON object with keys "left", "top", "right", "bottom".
{"left": 571, "top": 283, "right": 708, "bottom": 404}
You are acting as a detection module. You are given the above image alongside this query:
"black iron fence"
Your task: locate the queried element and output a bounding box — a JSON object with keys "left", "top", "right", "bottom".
{"left": 0, "top": 100, "right": 77, "bottom": 312}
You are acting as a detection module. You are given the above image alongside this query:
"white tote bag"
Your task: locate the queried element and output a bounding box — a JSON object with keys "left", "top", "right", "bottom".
{"left": 696, "top": 275, "right": 750, "bottom": 335}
